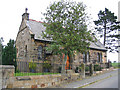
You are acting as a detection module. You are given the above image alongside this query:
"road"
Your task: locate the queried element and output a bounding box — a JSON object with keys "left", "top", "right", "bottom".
{"left": 83, "top": 72, "right": 118, "bottom": 88}
{"left": 55, "top": 69, "right": 119, "bottom": 88}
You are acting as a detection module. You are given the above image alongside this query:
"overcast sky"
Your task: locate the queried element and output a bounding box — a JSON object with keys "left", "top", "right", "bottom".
{"left": 0, "top": 0, "right": 119, "bottom": 62}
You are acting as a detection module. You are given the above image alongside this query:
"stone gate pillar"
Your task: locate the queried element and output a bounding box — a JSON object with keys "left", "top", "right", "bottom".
{"left": 0, "top": 65, "right": 15, "bottom": 88}
{"left": 81, "top": 63, "right": 85, "bottom": 78}
{"left": 89, "top": 64, "right": 94, "bottom": 76}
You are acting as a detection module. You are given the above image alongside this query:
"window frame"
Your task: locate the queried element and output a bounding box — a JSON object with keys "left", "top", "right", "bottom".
{"left": 38, "top": 45, "right": 43, "bottom": 60}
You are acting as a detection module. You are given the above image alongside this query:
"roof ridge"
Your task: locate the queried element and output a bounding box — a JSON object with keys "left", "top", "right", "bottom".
{"left": 29, "top": 19, "right": 44, "bottom": 23}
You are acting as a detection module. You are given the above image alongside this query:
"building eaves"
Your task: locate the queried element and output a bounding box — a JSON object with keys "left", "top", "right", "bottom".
{"left": 27, "top": 19, "right": 107, "bottom": 51}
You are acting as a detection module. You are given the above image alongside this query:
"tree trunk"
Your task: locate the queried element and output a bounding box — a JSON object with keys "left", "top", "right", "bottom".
{"left": 89, "top": 64, "right": 93, "bottom": 76}
{"left": 104, "top": 21, "right": 107, "bottom": 46}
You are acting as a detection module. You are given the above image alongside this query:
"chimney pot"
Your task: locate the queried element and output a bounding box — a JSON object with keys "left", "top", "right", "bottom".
{"left": 22, "top": 8, "right": 29, "bottom": 20}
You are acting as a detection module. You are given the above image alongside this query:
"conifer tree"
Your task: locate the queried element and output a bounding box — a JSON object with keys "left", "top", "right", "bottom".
{"left": 94, "top": 8, "right": 118, "bottom": 52}
{"left": 2, "top": 39, "right": 17, "bottom": 68}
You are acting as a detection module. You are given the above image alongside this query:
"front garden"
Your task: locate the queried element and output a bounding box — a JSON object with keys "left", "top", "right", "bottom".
{"left": 14, "top": 72, "right": 59, "bottom": 76}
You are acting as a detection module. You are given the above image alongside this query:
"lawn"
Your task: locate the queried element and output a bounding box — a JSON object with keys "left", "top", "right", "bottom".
{"left": 14, "top": 72, "right": 60, "bottom": 76}
{"left": 112, "top": 63, "right": 120, "bottom": 68}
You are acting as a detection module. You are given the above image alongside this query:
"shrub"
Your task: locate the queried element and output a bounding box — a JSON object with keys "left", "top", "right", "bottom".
{"left": 15, "top": 69, "right": 20, "bottom": 73}
{"left": 29, "top": 61, "right": 37, "bottom": 70}
{"left": 85, "top": 66, "right": 89, "bottom": 71}
{"left": 43, "top": 63, "right": 52, "bottom": 69}
{"left": 94, "top": 64, "right": 101, "bottom": 71}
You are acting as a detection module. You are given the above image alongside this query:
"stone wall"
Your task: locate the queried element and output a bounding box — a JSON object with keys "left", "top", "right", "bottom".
{"left": 1, "top": 65, "right": 80, "bottom": 88}
{"left": 0, "top": 65, "right": 15, "bottom": 88}
{"left": 1, "top": 64, "right": 113, "bottom": 89}
{"left": 74, "top": 49, "right": 107, "bottom": 64}
{"left": 11, "top": 73, "right": 79, "bottom": 88}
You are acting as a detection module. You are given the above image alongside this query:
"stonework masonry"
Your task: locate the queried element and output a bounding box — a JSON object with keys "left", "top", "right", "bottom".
{"left": 0, "top": 65, "right": 15, "bottom": 88}
{"left": 1, "top": 65, "right": 113, "bottom": 89}
{"left": 16, "top": 10, "right": 107, "bottom": 73}
{"left": 1, "top": 65, "right": 80, "bottom": 88}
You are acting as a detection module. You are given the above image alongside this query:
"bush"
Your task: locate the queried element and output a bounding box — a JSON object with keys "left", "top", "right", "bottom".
{"left": 94, "top": 64, "right": 101, "bottom": 71}
{"left": 29, "top": 61, "right": 37, "bottom": 70}
{"left": 43, "top": 63, "right": 52, "bottom": 69}
{"left": 85, "top": 66, "right": 89, "bottom": 71}
{"left": 15, "top": 69, "right": 20, "bottom": 73}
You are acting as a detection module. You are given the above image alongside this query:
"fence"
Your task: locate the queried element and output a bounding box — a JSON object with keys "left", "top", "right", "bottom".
{"left": 15, "top": 58, "right": 75, "bottom": 76}
{"left": 15, "top": 58, "right": 110, "bottom": 76}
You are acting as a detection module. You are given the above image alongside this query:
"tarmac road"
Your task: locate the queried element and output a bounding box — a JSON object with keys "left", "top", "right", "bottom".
{"left": 83, "top": 71, "right": 119, "bottom": 88}
{"left": 56, "top": 69, "right": 119, "bottom": 88}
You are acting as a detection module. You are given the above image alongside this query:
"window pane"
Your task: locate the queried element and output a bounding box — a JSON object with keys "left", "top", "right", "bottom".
{"left": 38, "top": 46, "right": 42, "bottom": 60}
{"left": 87, "top": 52, "right": 89, "bottom": 62}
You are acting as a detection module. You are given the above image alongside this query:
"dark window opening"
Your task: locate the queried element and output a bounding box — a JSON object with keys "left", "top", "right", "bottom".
{"left": 100, "top": 53, "right": 102, "bottom": 63}
{"left": 25, "top": 45, "right": 27, "bottom": 57}
{"left": 83, "top": 51, "right": 90, "bottom": 63}
{"left": 97, "top": 52, "right": 102, "bottom": 63}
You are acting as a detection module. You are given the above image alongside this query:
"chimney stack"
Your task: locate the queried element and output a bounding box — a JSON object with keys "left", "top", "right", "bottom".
{"left": 22, "top": 8, "right": 29, "bottom": 20}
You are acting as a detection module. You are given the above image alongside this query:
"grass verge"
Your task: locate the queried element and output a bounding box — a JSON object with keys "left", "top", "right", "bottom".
{"left": 112, "top": 63, "right": 120, "bottom": 68}
{"left": 14, "top": 72, "right": 59, "bottom": 76}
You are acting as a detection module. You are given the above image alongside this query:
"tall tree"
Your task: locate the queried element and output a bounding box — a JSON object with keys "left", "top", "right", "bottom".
{"left": 2, "top": 39, "right": 17, "bottom": 68}
{"left": 0, "top": 37, "right": 3, "bottom": 65}
{"left": 107, "top": 22, "right": 120, "bottom": 52}
{"left": 94, "top": 8, "right": 118, "bottom": 52}
{"left": 42, "top": 0, "right": 95, "bottom": 73}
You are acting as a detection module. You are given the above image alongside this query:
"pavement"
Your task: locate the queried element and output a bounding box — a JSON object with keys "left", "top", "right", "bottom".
{"left": 54, "top": 69, "right": 118, "bottom": 88}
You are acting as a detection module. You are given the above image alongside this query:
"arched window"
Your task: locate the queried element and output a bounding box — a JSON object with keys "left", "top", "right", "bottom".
{"left": 38, "top": 46, "right": 42, "bottom": 60}
{"left": 97, "top": 52, "right": 100, "bottom": 62}
{"left": 83, "top": 52, "right": 87, "bottom": 63}
{"left": 100, "top": 53, "right": 102, "bottom": 63}
{"left": 87, "top": 51, "right": 90, "bottom": 62}
{"left": 83, "top": 51, "right": 90, "bottom": 63}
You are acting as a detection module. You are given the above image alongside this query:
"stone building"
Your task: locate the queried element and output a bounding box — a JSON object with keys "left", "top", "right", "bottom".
{"left": 16, "top": 9, "right": 107, "bottom": 73}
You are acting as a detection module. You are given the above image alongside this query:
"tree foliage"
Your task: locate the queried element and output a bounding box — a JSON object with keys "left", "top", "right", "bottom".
{"left": 2, "top": 39, "right": 17, "bottom": 68}
{"left": 43, "top": 0, "right": 94, "bottom": 55}
{"left": 42, "top": 0, "right": 95, "bottom": 73}
{"left": 94, "top": 8, "right": 119, "bottom": 52}
{"left": 0, "top": 37, "right": 3, "bottom": 65}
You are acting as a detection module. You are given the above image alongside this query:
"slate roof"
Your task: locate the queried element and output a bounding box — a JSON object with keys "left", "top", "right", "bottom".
{"left": 27, "top": 19, "right": 107, "bottom": 51}
{"left": 27, "top": 19, "right": 51, "bottom": 41}
{"left": 89, "top": 40, "right": 107, "bottom": 51}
